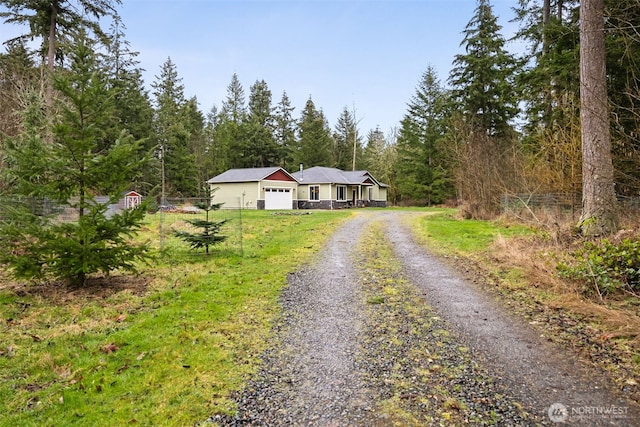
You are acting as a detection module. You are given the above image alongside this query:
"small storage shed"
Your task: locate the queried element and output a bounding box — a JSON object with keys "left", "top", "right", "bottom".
{"left": 123, "top": 190, "right": 143, "bottom": 209}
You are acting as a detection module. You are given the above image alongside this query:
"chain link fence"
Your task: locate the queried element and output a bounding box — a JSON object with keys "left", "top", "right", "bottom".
{"left": 156, "top": 197, "right": 243, "bottom": 256}
{"left": 0, "top": 195, "right": 244, "bottom": 256}
{"left": 501, "top": 193, "right": 640, "bottom": 223}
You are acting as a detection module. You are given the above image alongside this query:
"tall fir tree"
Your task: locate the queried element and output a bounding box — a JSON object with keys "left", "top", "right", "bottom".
{"left": 447, "top": 0, "right": 520, "bottom": 217}
{"left": 182, "top": 96, "right": 208, "bottom": 194}
{"left": 449, "top": 0, "right": 519, "bottom": 138}
{"left": 273, "top": 91, "right": 297, "bottom": 169}
{"left": 217, "top": 73, "right": 248, "bottom": 168}
{"left": 578, "top": 0, "right": 618, "bottom": 236}
{"left": 246, "top": 79, "right": 278, "bottom": 167}
{"left": 333, "top": 107, "right": 362, "bottom": 171}
{"left": 151, "top": 57, "right": 198, "bottom": 197}
{"left": 104, "top": 16, "right": 154, "bottom": 194}
{"left": 363, "top": 126, "right": 397, "bottom": 200}
{"left": 293, "top": 97, "right": 333, "bottom": 168}
{"left": 396, "top": 66, "right": 452, "bottom": 205}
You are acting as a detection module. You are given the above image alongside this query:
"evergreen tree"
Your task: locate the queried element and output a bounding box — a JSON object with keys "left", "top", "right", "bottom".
{"left": 273, "top": 91, "right": 297, "bottom": 169}
{"left": 204, "top": 105, "right": 230, "bottom": 176}
{"left": 293, "top": 97, "right": 332, "bottom": 168}
{"left": 182, "top": 96, "right": 208, "bottom": 194}
{"left": 0, "top": 0, "right": 120, "bottom": 71}
{"left": 447, "top": 0, "right": 520, "bottom": 217}
{"left": 0, "top": 33, "right": 150, "bottom": 286}
{"left": 151, "top": 57, "right": 197, "bottom": 197}
{"left": 333, "top": 107, "right": 362, "bottom": 171}
{"left": 220, "top": 73, "right": 246, "bottom": 124}
{"left": 514, "top": 0, "right": 579, "bottom": 136}
{"left": 363, "top": 127, "right": 396, "bottom": 190}
{"left": 104, "top": 17, "right": 155, "bottom": 194}
{"left": 0, "top": 0, "right": 121, "bottom": 110}
{"left": 246, "top": 79, "right": 278, "bottom": 167}
{"left": 174, "top": 187, "right": 227, "bottom": 254}
{"left": 578, "top": 0, "right": 618, "bottom": 236}
{"left": 449, "top": 0, "right": 519, "bottom": 138}
{"left": 217, "top": 73, "right": 248, "bottom": 168}
{"left": 515, "top": 0, "right": 640, "bottom": 196}
{"left": 396, "top": 66, "right": 452, "bottom": 205}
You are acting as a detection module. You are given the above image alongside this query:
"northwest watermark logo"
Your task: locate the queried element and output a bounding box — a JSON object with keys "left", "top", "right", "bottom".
{"left": 548, "top": 402, "right": 629, "bottom": 423}
{"left": 548, "top": 403, "right": 568, "bottom": 423}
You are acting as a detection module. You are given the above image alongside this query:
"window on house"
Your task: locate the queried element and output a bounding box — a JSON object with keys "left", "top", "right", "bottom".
{"left": 337, "top": 186, "right": 347, "bottom": 201}
{"left": 310, "top": 186, "right": 320, "bottom": 201}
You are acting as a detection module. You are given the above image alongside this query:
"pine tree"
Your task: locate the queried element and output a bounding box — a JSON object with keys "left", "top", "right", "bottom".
{"left": 447, "top": 0, "right": 520, "bottom": 217}
{"left": 578, "top": 0, "right": 618, "bottom": 236}
{"left": 0, "top": 0, "right": 121, "bottom": 110}
{"left": 333, "top": 107, "right": 362, "bottom": 171}
{"left": 396, "top": 66, "right": 452, "bottom": 205}
{"left": 449, "top": 0, "right": 519, "bottom": 138}
{"left": 174, "top": 187, "right": 227, "bottom": 254}
{"left": 246, "top": 79, "right": 278, "bottom": 167}
{"left": 151, "top": 57, "right": 197, "bottom": 197}
{"left": 273, "top": 91, "right": 296, "bottom": 169}
{"left": 182, "top": 96, "right": 208, "bottom": 194}
{"left": 294, "top": 97, "right": 332, "bottom": 168}
{"left": 103, "top": 18, "right": 155, "bottom": 195}
{"left": 363, "top": 126, "right": 396, "bottom": 193}
{"left": 217, "top": 73, "right": 248, "bottom": 168}
{"left": 0, "top": 32, "right": 150, "bottom": 286}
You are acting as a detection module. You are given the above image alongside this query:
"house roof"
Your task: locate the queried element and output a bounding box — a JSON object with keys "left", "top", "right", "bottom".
{"left": 291, "top": 166, "right": 383, "bottom": 186}
{"left": 207, "top": 167, "right": 297, "bottom": 183}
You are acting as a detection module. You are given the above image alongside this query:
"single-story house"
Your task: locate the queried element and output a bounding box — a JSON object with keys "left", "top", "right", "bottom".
{"left": 207, "top": 166, "right": 387, "bottom": 210}
{"left": 291, "top": 166, "right": 387, "bottom": 209}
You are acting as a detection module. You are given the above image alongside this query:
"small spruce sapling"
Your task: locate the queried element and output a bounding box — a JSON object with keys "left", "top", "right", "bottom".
{"left": 174, "top": 187, "right": 228, "bottom": 254}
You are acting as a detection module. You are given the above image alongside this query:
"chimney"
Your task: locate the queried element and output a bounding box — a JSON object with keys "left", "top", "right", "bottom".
{"left": 299, "top": 163, "right": 304, "bottom": 181}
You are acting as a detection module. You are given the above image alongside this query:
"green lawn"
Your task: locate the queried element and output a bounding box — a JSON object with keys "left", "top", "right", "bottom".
{"left": 0, "top": 209, "right": 352, "bottom": 426}
{"left": 409, "top": 209, "right": 533, "bottom": 255}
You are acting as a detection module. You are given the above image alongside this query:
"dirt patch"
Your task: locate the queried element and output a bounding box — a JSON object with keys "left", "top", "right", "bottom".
{"left": 0, "top": 274, "right": 151, "bottom": 303}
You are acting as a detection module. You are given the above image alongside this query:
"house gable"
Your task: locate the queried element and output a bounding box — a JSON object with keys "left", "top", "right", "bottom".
{"left": 265, "top": 169, "right": 295, "bottom": 182}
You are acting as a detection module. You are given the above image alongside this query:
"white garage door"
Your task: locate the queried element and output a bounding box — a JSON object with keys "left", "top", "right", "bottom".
{"left": 264, "top": 188, "right": 292, "bottom": 210}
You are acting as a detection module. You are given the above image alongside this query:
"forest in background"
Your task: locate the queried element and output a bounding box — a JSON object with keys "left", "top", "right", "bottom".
{"left": 1, "top": 0, "right": 639, "bottom": 218}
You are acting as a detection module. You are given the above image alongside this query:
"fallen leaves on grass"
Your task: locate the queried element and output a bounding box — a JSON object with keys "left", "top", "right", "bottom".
{"left": 100, "top": 343, "right": 119, "bottom": 354}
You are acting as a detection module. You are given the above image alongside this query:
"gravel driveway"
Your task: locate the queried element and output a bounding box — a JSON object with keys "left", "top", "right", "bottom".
{"left": 210, "top": 211, "right": 639, "bottom": 426}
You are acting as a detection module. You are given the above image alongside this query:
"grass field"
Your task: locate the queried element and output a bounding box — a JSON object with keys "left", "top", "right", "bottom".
{"left": 0, "top": 209, "right": 352, "bottom": 426}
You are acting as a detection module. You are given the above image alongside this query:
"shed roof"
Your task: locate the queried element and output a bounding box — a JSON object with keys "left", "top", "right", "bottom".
{"left": 208, "top": 167, "right": 296, "bottom": 183}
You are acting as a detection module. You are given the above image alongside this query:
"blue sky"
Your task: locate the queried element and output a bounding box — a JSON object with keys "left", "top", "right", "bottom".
{"left": 2, "top": 0, "right": 523, "bottom": 136}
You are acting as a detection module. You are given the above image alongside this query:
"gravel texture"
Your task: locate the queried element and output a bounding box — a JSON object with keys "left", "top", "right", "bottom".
{"left": 208, "top": 211, "right": 639, "bottom": 426}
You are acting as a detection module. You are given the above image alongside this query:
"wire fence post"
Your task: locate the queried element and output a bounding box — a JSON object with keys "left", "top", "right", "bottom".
{"left": 238, "top": 198, "right": 243, "bottom": 257}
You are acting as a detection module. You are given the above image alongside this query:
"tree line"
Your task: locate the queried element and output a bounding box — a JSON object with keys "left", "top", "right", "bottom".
{"left": 1, "top": 0, "right": 638, "bottom": 229}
